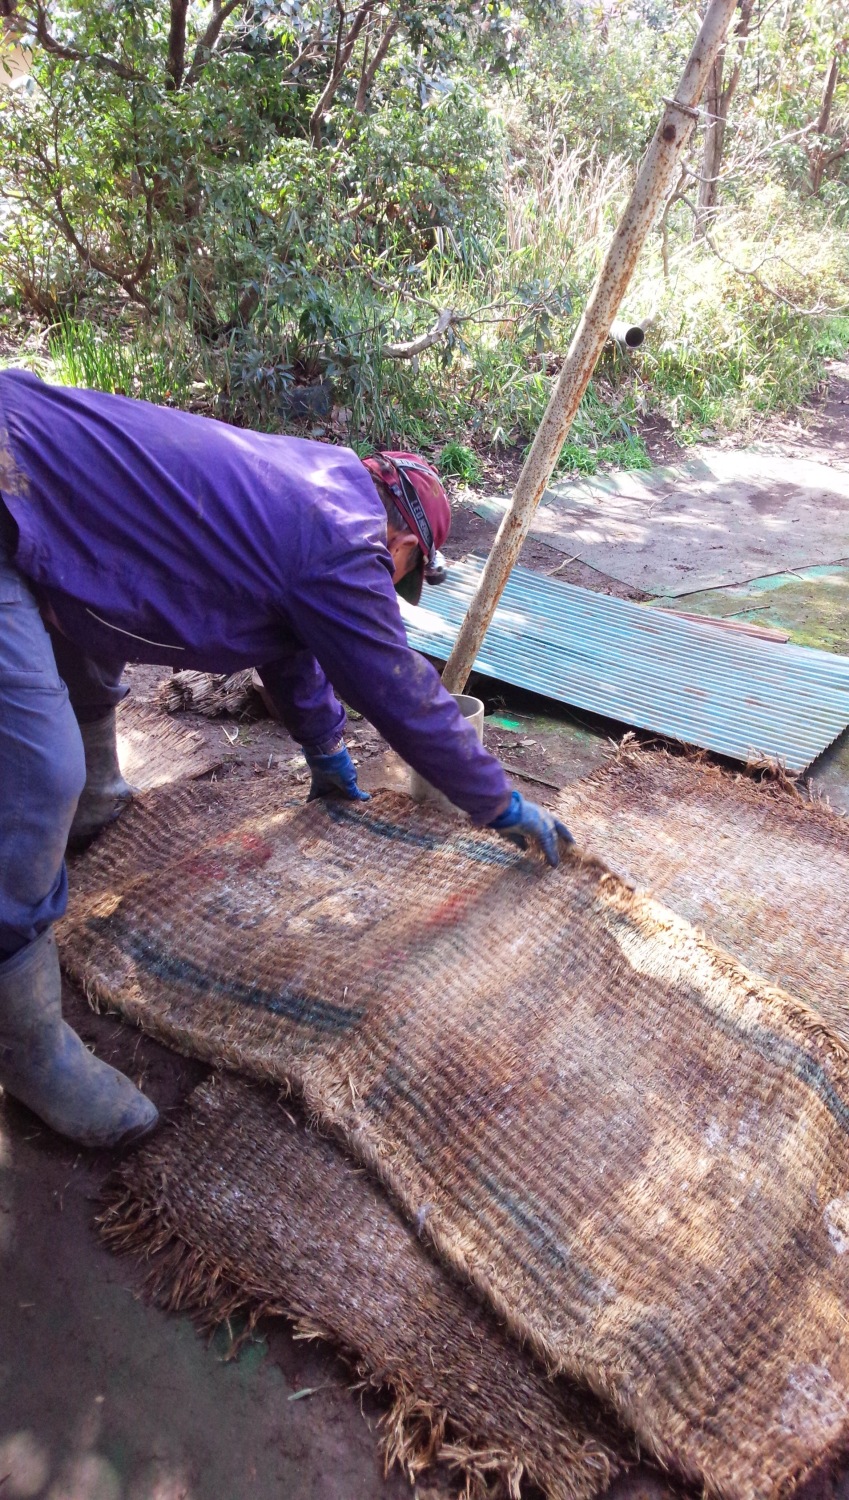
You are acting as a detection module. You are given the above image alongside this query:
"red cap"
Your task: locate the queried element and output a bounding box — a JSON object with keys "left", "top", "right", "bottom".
{"left": 362, "top": 451, "right": 451, "bottom": 603}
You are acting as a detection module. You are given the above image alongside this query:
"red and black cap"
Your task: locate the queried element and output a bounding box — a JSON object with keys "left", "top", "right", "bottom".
{"left": 362, "top": 451, "right": 451, "bottom": 604}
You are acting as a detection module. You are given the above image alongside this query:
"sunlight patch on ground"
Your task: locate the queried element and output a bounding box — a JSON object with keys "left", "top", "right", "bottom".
{"left": 0, "top": 1430, "right": 51, "bottom": 1498}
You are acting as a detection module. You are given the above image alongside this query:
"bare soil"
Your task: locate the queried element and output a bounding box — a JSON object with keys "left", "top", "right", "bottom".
{"left": 444, "top": 500, "right": 649, "bottom": 600}
{"left": 748, "top": 358, "right": 849, "bottom": 471}
{"left": 443, "top": 357, "right": 849, "bottom": 602}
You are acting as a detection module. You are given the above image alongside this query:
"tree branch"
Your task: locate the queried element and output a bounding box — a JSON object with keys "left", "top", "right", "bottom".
{"left": 167, "top": 0, "right": 190, "bottom": 89}
{"left": 185, "top": 4, "right": 325, "bottom": 90}
{"left": 132, "top": 164, "right": 156, "bottom": 283}
{"left": 279, "top": 32, "right": 326, "bottom": 81}
{"left": 816, "top": 51, "right": 842, "bottom": 135}
{"left": 355, "top": 19, "right": 371, "bottom": 108}
{"left": 331, "top": 0, "right": 346, "bottom": 74}
{"left": 704, "top": 230, "right": 849, "bottom": 316}
{"left": 354, "top": 14, "right": 398, "bottom": 111}
{"left": 693, "top": 0, "right": 755, "bottom": 235}
{"left": 658, "top": 165, "right": 690, "bottom": 277}
{"left": 808, "top": 44, "right": 847, "bottom": 193}
{"left": 28, "top": 1, "right": 146, "bottom": 80}
{"left": 32, "top": 133, "right": 154, "bottom": 310}
{"left": 309, "top": 0, "right": 374, "bottom": 145}
{"left": 382, "top": 308, "right": 458, "bottom": 359}
{"left": 184, "top": 0, "right": 244, "bottom": 88}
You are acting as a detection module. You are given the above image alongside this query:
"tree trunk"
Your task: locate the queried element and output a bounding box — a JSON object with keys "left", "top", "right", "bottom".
{"left": 167, "top": 0, "right": 190, "bottom": 89}
{"left": 809, "top": 52, "right": 842, "bottom": 193}
{"left": 354, "top": 16, "right": 398, "bottom": 112}
{"left": 184, "top": 0, "right": 245, "bottom": 89}
{"left": 309, "top": 0, "right": 374, "bottom": 145}
{"left": 694, "top": 55, "right": 725, "bottom": 233}
{"left": 693, "top": 0, "right": 755, "bottom": 238}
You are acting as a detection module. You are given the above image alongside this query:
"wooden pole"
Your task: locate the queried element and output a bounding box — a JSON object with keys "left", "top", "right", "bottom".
{"left": 441, "top": 0, "right": 739, "bottom": 695}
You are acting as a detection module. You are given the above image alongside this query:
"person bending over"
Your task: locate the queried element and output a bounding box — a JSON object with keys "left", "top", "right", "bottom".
{"left": 0, "top": 371, "right": 572, "bottom": 1150}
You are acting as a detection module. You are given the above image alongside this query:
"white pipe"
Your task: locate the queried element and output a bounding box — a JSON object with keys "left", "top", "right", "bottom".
{"left": 609, "top": 319, "right": 646, "bottom": 348}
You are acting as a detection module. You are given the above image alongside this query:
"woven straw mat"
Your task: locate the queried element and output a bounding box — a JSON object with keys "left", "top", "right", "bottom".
{"left": 104, "top": 1074, "right": 625, "bottom": 1500}
{"left": 557, "top": 748, "right": 849, "bottom": 1038}
{"left": 116, "top": 698, "right": 223, "bottom": 789}
{"left": 107, "top": 704, "right": 625, "bottom": 1498}
{"left": 60, "top": 779, "right": 849, "bottom": 1500}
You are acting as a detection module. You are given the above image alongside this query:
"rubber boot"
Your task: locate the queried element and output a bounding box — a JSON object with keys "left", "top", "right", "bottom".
{"left": 0, "top": 931, "right": 159, "bottom": 1149}
{"left": 68, "top": 709, "right": 136, "bottom": 848}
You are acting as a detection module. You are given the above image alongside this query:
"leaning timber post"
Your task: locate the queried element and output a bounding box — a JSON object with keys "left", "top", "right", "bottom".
{"left": 440, "top": 0, "right": 739, "bottom": 695}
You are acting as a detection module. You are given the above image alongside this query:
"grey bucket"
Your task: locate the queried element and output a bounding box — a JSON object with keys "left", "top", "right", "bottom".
{"left": 409, "top": 694, "right": 485, "bottom": 815}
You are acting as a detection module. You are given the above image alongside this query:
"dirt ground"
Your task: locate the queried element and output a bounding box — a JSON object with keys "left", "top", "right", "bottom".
{"left": 2, "top": 366, "right": 849, "bottom": 1500}
{"left": 443, "top": 357, "right": 849, "bottom": 600}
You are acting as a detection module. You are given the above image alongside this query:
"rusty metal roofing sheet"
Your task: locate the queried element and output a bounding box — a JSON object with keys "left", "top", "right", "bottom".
{"left": 401, "top": 558, "right": 849, "bottom": 772}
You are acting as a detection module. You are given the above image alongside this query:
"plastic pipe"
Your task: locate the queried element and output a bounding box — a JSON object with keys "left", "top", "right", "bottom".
{"left": 410, "top": 694, "right": 484, "bottom": 814}
{"left": 609, "top": 320, "right": 646, "bottom": 349}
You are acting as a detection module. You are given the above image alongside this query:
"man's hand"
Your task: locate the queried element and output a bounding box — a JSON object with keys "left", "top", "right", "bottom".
{"left": 304, "top": 745, "right": 370, "bottom": 802}
{"left": 488, "top": 790, "right": 574, "bottom": 867}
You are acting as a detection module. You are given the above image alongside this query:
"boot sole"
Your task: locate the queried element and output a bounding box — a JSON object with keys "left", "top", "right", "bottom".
{"left": 108, "top": 1111, "right": 161, "bottom": 1154}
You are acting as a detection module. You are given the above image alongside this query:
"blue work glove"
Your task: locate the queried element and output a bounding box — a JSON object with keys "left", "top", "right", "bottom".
{"left": 304, "top": 745, "right": 370, "bottom": 803}
{"left": 488, "top": 790, "right": 574, "bottom": 867}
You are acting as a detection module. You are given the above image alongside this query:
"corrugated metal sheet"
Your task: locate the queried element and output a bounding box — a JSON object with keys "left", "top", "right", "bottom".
{"left": 401, "top": 559, "right": 849, "bottom": 772}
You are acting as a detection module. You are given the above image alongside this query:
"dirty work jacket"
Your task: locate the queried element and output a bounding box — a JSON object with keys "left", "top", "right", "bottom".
{"left": 0, "top": 370, "right": 510, "bottom": 825}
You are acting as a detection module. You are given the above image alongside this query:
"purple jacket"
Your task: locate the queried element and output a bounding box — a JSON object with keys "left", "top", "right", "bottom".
{"left": 0, "top": 370, "right": 510, "bottom": 824}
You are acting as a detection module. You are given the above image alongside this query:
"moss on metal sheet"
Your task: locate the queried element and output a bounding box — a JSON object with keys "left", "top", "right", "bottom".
{"left": 651, "top": 565, "right": 849, "bottom": 654}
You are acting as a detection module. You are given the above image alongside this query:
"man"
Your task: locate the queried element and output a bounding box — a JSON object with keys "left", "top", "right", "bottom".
{"left": 0, "top": 369, "right": 573, "bottom": 1151}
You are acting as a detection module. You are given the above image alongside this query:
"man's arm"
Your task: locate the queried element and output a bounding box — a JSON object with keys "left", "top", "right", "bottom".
{"left": 285, "top": 539, "right": 511, "bottom": 826}
{"left": 256, "top": 647, "right": 347, "bottom": 753}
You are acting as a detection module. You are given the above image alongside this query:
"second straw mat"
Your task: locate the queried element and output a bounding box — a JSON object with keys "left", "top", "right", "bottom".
{"left": 558, "top": 748, "right": 849, "bottom": 1040}
{"left": 104, "top": 1073, "right": 624, "bottom": 1500}
{"left": 60, "top": 781, "right": 849, "bottom": 1500}
{"left": 116, "top": 697, "right": 224, "bottom": 788}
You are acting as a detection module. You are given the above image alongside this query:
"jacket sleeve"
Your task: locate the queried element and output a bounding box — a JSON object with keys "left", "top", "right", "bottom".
{"left": 283, "top": 530, "right": 512, "bottom": 826}
{"left": 257, "top": 648, "right": 347, "bottom": 753}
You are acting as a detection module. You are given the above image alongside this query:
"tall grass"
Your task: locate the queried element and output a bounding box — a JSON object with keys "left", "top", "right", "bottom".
{"left": 627, "top": 198, "right": 849, "bottom": 441}
{"left": 48, "top": 318, "right": 191, "bottom": 405}
{"left": 503, "top": 139, "right": 631, "bottom": 266}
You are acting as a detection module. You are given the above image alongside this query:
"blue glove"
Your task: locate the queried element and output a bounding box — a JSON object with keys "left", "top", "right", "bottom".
{"left": 488, "top": 790, "right": 574, "bottom": 867}
{"left": 304, "top": 746, "right": 370, "bottom": 802}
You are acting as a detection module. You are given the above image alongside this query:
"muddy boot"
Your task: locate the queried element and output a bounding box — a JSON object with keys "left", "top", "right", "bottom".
{"left": 0, "top": 931, "right": 158, "bottom": 1149}
{"left": 68, "top": 709, "right": 136, "bottom": 848}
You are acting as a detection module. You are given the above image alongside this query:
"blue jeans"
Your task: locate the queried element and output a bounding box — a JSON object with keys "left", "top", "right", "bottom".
{"left": 0, "top": 522, "right": 86, "bottom": 960}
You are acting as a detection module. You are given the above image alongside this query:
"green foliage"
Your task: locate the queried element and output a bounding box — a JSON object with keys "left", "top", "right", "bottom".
{"left": 48, "top": 318, "right": 192, "bottom": 406}
{"left": 344, "top": 84, "right": 503, "bottom": 252}
{"left": 507, "top": 4, "right": 687, "bottom": 165}
{"left": 439, "top": 440, "right": 485, "bottom": 482}
{"left": 629, "top": 190, "right": 849, "bottom": 440}
{"left": 2, "top": 0, "right": 849, "bottom": 479}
